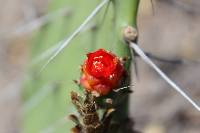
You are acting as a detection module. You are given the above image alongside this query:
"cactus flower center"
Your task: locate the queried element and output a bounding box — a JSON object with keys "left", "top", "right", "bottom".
{"left": 80, "top": 49, "right": 125, "bottom": 96}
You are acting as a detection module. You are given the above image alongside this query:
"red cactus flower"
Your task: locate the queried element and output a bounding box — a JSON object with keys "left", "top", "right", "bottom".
{"left": 80, "top": 49, "right": 125, "bottom": 96}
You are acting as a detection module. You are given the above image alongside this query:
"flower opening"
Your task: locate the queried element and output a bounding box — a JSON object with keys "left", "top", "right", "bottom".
{"left": 80, "top": 49, "right": 125, "bottom": 96}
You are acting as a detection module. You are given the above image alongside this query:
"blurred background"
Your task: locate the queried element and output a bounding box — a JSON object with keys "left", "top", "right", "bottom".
{"left": 0, "top": 0, "right": 200, "bottom": 133}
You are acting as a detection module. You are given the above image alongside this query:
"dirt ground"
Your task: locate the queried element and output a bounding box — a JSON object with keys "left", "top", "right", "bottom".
{"left": 0, "top": 0, "right": 200, "bottom": 133}
{"left": 130, "top": 0, "right": 200, "bottom": 133}
{"left": 0, "top": 0, "right": 48, "bottom": 132}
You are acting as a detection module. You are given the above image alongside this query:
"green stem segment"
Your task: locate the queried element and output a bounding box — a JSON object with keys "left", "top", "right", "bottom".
{"left": 111, "top": 0, "right": 139, "bottom": 132}
{"left": 23, "top": 0, "right": 140, "bottom": 132}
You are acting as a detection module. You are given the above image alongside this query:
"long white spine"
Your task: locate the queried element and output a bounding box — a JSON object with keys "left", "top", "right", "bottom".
{"left": 130, "top": 42, "right": 200, "bottom": 112}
